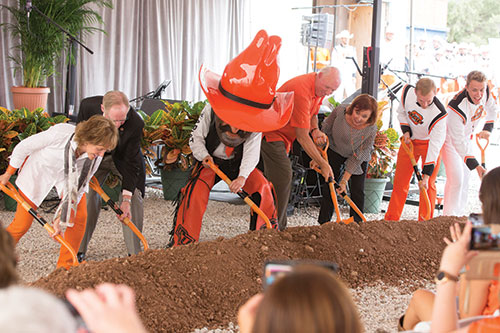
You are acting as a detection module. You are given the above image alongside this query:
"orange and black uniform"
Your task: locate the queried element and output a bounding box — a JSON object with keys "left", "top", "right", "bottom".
{"left": 169, "top": 106, "right": 277, "bottom": 246}
{"left": 385, "top": 85, "right": 447, "bottom": 221}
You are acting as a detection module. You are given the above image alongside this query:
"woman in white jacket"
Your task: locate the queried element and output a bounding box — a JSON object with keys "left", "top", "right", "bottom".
{"left": 0, "top": 115, "right": 118, "bottom": 269}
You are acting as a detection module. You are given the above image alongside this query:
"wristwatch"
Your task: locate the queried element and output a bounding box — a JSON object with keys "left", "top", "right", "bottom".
{"left": 435, "top": 271, "right": 459, "bottom": 285}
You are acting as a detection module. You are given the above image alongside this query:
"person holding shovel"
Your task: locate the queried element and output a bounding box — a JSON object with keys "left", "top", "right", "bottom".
{"left": 168, "top": 30, "right": 293, "bottom": 246}
{"left": 385, "top": 78, "right": 447, "bottom": 221}
{"left": 261, "top": 67, "right": 338, "bottom": 231}
{"left": 442, "top": 70, "right": 497, "bottom": 216}
{"left": 316, "top": 94, "right": 379, "bottom": 224}
{"left": 0, "top": 116, "right": 118, "bottom": 269}
{"left": 77, "top": 91, "right": 146, "bottom": 262}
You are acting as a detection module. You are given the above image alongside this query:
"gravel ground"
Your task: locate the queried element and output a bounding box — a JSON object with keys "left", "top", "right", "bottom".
{"left": 0, "top": 175, "right": 483, "bottom": 333}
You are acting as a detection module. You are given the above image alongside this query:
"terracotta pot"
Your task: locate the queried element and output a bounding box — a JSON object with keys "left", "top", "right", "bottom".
{"left": 11, "top": 86, "right": 50, "bottom": 111}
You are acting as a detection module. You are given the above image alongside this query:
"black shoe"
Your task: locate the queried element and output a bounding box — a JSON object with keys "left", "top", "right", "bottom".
{"left": 77, "top": 252, "right": 86, "bottom": 263}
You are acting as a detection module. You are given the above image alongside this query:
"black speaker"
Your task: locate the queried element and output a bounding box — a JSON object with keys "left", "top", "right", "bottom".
{"left": 139, "top": 98, "right": 183, "bottom": 116}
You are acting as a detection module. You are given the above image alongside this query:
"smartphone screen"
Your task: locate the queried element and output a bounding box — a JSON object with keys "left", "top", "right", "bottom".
{"left": 470, "top": 226, "right": 500, "bottom": 251}
{"left": 263, "top": 260, "right": 338, "bottom": 289}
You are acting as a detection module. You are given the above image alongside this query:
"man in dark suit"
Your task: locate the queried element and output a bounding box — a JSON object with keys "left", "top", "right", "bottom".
{"left": 76, "top": 91, "right": 145, "bottom": 261}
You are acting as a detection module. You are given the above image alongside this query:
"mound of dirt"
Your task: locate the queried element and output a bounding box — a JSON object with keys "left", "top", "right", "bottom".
{"left": 32, "top": 216, "right": 463, "bottom": 333}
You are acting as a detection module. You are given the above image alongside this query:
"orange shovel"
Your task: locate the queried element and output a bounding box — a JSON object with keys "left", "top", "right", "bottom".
{"left": 312, "top": 138, "right": 362, "bottom": 224}
{"left": 476, "top": 133, "right": 489, "bottom": 168}
{"left": 89, "top": 177, "right": 149, "bottom": 251}
{"left": 0, "top": 182, "right": 79, "bottom": 267}
{"left": 400, "top": 139, "right": 431, "bottom": 221}
{"left": 206, "top": 160, "right": 274, "bottom": 229}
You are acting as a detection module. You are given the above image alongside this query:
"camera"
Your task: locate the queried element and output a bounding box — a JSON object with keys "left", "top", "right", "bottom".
{"left": 466, "top": 224, "right": 500, "bottom": 280}
{"left": 470, "top": 226, "right": 500, "bottom": 251}
{"left": 263, "top": 260, "right": 338, "bottom": 289}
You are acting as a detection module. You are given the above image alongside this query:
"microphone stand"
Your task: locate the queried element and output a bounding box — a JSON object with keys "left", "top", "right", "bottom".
{"left": 379, "top": 64, "right": 404, "bottom": 129}
{"left": 27, "top": 3, "right": 94, "bottom": 120}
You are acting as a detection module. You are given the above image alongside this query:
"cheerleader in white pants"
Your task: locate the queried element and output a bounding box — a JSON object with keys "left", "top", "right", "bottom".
{"left": 443, "top": 71, "right": 497, "bottom": 216}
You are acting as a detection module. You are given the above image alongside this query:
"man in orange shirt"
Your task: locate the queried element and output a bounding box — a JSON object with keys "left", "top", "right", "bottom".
{"left": 261, "top": 67, "right": 340, "bottom": 230}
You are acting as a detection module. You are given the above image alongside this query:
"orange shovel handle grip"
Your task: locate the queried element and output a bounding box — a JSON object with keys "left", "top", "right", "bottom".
{"left": 89, "top": 177, "right": 149, "bottom": 251}
{"left": 206, "top": 161, "right": 273, "bottom": 229}
{"left": 476, "top": 134, "right": 489, "bottom": 168}
{"left": 0, "top": 183, "right": 78, "bottom": 266}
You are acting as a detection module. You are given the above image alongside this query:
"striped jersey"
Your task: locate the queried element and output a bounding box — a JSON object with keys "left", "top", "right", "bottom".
{"left": 397, "top": 84, "right": 447, "bottom": 175}
{"left": 446, "top": 86, "right": 497, "bottom": 170}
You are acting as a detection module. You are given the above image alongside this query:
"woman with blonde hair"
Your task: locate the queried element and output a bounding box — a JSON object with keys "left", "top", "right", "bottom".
{"left": 238, "top": 265, "right": 363, "bottom": 333}
{"left": 0, "top": 115, "right": 118, "bottom": 269}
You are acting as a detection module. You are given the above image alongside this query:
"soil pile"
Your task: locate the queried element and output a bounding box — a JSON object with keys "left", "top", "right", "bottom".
{"left": 32, "top": 216, "right": 462, "bottom": 333}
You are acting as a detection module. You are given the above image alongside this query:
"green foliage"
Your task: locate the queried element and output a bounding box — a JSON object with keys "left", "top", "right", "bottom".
{"left": 448, "top": 0, "right": 500, "bottom": 45}
{"left": 327, "top": 96, "right": 340, "bottom": 108}
{"left": 1, "top": 0, "right": 112, "bottom": 87}
{"left": 366, "top": 103, "right": 400, "bottom": 179}
{"left": 0, "top": 106, "right": 68, "bottom": 173}
{"left": 138, "top": 100, "right": 207, "bottom": 172}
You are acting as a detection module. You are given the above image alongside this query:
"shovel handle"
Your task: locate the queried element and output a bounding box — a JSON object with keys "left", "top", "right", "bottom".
{"left": 313, "top": 138, "right": 358, "bottom": 224}
{"left": 206, "top": 161, "right": 273, "bottom": 229}
{"left": 476, "top": 134, "right": 489, "bottom": 168}
{"left": 89, "top": 177, "right": 149, "bottom": 251}
{"left": 0, "top": 183, "right": 78, "bottom": 267}
{"left": 334, "top": 183, "right": 367, "bottom": 223}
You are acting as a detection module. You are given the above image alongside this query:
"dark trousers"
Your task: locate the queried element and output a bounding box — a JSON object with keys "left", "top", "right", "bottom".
{"left": 318, "top": 149, "right": 367, "bottom": 223}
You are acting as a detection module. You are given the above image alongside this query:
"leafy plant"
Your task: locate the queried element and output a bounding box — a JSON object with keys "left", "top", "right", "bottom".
{"left": 366, "top": 101, "right": 400, "bottom": 179}
{"left": 0, "top": 106, "right": 68, "bottom": 173}
{"left": 1, "top": 0, "right": 112, "bottom": 88}
{"left": 327, "top": 96, "right": 341, "bottom": 109}
{"left": 138, "top": 100, "right": 207, "bottom": 173}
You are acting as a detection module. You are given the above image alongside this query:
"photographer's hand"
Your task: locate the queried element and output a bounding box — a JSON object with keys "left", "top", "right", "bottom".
{"left": 238, "top": 293, "right": 264, "bottom": 333}
{"left": 440, "top": 221, "right": 478, "bottom": 277}
{"left": 66, "top": 283, "right": 147, "bottom": 333}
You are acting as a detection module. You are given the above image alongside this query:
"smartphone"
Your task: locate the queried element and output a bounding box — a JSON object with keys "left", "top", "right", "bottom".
{"left": 469, "top": 213, "right": 484, "bottom": 225}
{"left": 263, "top": 260, "right": 338, "bottom": 289}
{"left": 470, "top": 226, "right": 500, "bottom": 251}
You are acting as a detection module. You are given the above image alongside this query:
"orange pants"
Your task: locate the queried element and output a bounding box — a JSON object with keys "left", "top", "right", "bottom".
{"left": 7, "top": 191, "right": 87, "bottom": 270}
{"left": 385, "top": 140, "right": 441, "bottom": 221}
{"left": 172, "top": 166, "right": 277, "bottom": 246}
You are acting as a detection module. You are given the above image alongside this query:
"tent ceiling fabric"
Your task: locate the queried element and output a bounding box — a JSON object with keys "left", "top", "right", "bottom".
{"left": 0, "top": 0, "right": 248, "bottom": 113}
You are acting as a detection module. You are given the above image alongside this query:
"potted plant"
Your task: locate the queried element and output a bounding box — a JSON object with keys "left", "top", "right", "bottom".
{"left": 0, "top": 106, "right": 68, "bottom": 210}
{"left": 139, "top": 100, "right": 207, "bottom": 200}
{"left": 364, "top": 101, "right": 400, "bottom": 214}
{"left": 1, "top": 0, "right": 111, "bottom": 110}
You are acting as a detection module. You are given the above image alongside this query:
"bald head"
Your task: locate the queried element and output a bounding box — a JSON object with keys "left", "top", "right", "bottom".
{"left": 315, "top": 67, "right": 341, "bottom": 97}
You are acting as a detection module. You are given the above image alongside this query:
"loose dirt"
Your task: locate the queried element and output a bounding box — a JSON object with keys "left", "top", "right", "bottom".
{"left": 31, "top": 216, "right": 462, "bottom": 333}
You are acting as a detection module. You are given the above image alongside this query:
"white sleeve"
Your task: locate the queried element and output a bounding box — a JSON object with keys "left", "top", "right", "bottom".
{"left": 446, "top": 106, "right": 472, "bottom": 160}
{"left": 396, "top": 101, "right": 409, "bottom": 132}
{"left": 9, "top": 125, "right": 66, "bottom": 168}
{"left": 189, "top": 104, "right": 212, "bottom": 162}
{"left": 484, "top": 91, "right": 498, "bottom": 130}
{"left": 425, "top": 115, "right": 447, "bottom": 166}
{"left": 238, "top": 132, "right": 262, "bottom": 179}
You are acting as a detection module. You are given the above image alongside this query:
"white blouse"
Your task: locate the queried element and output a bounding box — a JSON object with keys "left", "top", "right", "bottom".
{"left": 9, "top": 123, "right": 102, "bottom": 207}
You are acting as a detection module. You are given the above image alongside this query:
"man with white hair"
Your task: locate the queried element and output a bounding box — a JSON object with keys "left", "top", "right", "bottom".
{"left": 77, "top": 91, "right": 146, "bottom": 261}
{"left": 0, "top": 286, "right": 78, "bottom": 332}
